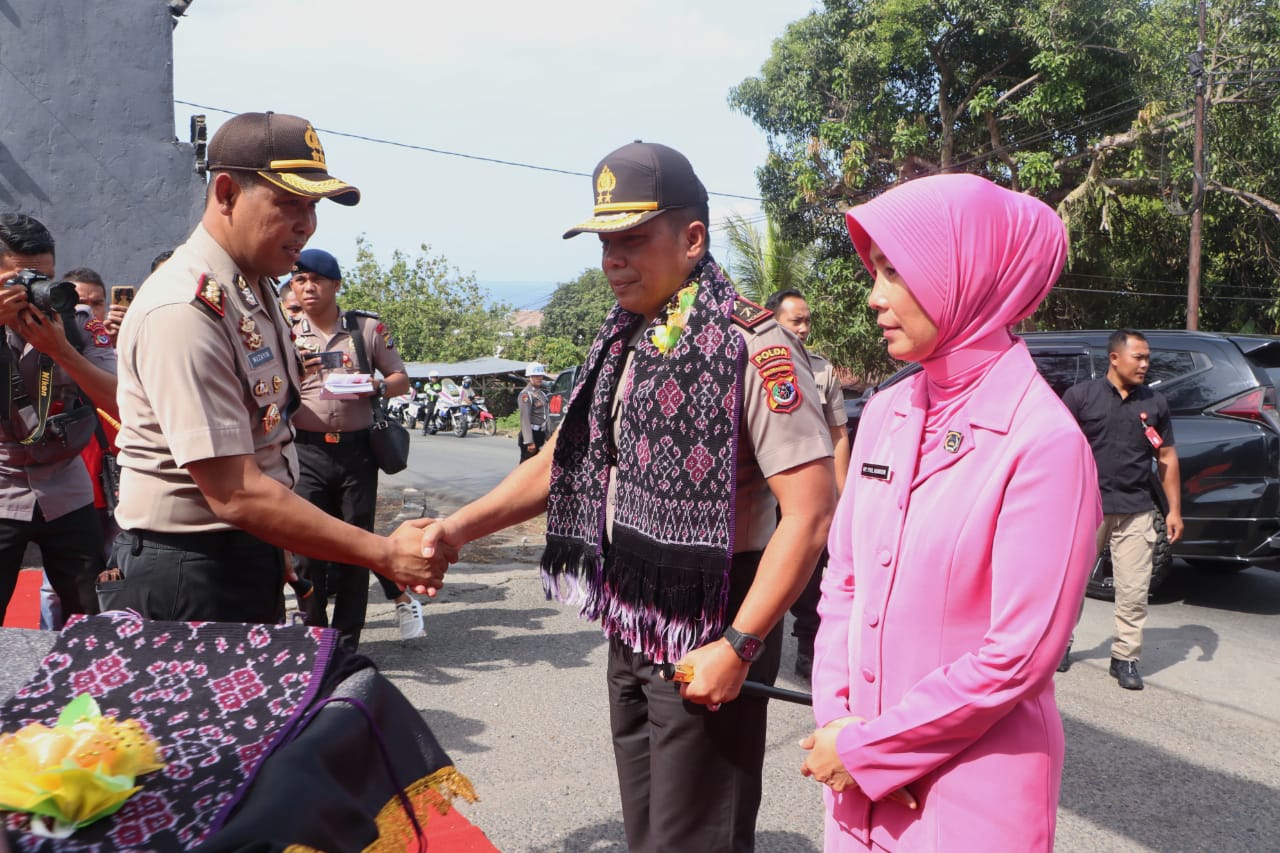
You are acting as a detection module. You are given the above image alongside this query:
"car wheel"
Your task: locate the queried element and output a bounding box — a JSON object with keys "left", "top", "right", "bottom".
{"left": 1085, "top": 509, "right": 1173, "bottom": 601}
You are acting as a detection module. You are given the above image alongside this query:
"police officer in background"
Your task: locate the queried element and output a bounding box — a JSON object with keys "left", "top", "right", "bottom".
{"left": 765, "top": 288, "right": 850, "bottom": 679}
{"left": 288, "top": 248, "right": 421, "bottom": 648}
{"left": 112, "top": 111, "right": 448, "bottom": 623}
{"left": 516, "top": 362, "right": 551, "bottom": 462}
{"left": 0, "top": 213, "right": 119, "bottom": 622}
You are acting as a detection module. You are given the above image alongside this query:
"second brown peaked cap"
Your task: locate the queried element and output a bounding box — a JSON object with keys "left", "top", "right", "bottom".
{"left": 563, "top": 141, "right": 707, "bottom": 238}
{"left": 207, "top": 111, "right": 360, "bottom": 206}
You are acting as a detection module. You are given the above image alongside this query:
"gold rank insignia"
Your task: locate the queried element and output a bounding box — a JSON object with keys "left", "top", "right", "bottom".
{"left": 272, "top": 375, "right": 283, "bottom": 393}
{"left": 596, "top": 164, "right": 617, "bottom": 205}
{"left": 262, "top": 403, "right": 282, "bottom": 433}
{"left": 253, "top": 379, "right": 268, "bottom": 397}
{"left": 236, "top": 274, "right": 259, "bottom": 307}
{"left": 196, "top": 274, "right": 225, "bottom": 317}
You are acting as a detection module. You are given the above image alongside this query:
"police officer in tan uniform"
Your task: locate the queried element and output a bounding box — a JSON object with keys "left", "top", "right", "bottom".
{"left": 516, "top": 362, "right": 551, "bottom": 462}
{"left": 113, "top": 111, "right": 448, "bottom": 623}
{"left": 420, "top": 142, "right": 837, "bottom": 852}
{"left": 0, "top": 214, "right": 118, "bottom": 621}
{"left": 765, "top": 288, "right": 851, "bottom": 678}
{"left": 288, "top": 247, "right": 419, "bottom": 649}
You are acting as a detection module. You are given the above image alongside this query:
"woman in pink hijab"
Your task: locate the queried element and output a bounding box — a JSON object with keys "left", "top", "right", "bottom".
{"left": 800, "top": 174, "right": 1102, "bottom": 851}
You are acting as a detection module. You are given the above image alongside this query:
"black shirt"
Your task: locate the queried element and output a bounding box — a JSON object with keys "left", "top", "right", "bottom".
{"left": 1062, "top": 377, "right": 1175, "bottom": 515}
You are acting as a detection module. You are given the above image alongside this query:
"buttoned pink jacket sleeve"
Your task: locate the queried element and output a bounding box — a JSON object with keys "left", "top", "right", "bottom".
{"left": 812, "top": 346, "right": 1101, "bottom": 804}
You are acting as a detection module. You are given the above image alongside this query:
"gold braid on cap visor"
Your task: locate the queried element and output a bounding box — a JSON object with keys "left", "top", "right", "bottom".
{"left": 262, "top": 171, "right": 354, "bottom": 196}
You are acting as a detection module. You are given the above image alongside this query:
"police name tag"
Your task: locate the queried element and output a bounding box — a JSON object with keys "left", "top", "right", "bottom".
{"left": 248, "top": 347, "right": 275, "bottom": 369}
{"left": 860, "top": 463, "right": 891, "bottom": 481}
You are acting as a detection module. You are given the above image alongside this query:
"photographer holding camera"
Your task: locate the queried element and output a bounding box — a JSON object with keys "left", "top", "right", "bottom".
{"left": 0, "top": 213, "right": 119, "bottom": 623}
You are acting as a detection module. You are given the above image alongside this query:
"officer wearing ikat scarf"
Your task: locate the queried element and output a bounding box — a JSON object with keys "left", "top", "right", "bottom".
{"left": 421, "top": 142, "right": 836, "bottom": 852}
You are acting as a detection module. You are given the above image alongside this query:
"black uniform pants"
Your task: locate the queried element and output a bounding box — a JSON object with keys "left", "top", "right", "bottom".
{"left": 789, "top": 546, "right": 829, "bottom": 646}
{"left": 607, "top": 551, "right": 783, "bottom": 853}
{"left": 0, "top": 503, "right": 102, "bottom": 622}
{"left": 292, "top": 435, "right": 379, "bottom": 650}
{"left": 114, "top": 528, "right": 284, "bottom": 623}
{"left": 518, "top": 427, "right": 546, "bottom": 463}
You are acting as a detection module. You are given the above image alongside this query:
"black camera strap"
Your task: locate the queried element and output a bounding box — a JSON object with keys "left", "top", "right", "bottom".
{"left": 344, "top": 312, "right": 389, "bottom": 427}
{"left": 0, "top": 338, "right": 58, "bottom": 445}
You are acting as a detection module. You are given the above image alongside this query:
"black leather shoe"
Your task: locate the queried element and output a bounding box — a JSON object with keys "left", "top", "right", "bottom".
{"left": 1109, "top": 657, "right": 1144, "bottom": 690}
{"left": 1057, "top": 644, "right": 1072, "bottom": 673}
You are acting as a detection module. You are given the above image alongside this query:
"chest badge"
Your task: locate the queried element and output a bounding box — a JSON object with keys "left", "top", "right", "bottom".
{"left": 262, "top": 403, "right": 282, "bottom": 433}
{"left": 944, "top": 431, "right": 964, "bottom": 453}
{"left": 235, "top": 274, "right": 259, "bottom": 308}
{"left": 272, "top": 375, "right": 283, "bottom": 393}
{"left": 253, "top": 379, "right": 268, "bottom": 397}
{"left": 860, "top": 462, "right": 892, "bottom": 481}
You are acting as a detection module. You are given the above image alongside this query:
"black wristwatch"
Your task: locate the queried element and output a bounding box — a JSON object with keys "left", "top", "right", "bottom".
{"left": 722, "top": 626, "right": 766, "bottom": 663}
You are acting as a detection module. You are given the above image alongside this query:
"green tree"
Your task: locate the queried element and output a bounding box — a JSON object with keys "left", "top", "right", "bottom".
{"left": 731, "top": 0, "right": 1280, "bottom": 373}
{"left": 340, "top": 237, "right": 512, "bottom": 362}
{"left": 720, "top": 213, "right": 817, "bottom": 305}
{"left": 539, "top": 268, "right": 615, "bottom": 348}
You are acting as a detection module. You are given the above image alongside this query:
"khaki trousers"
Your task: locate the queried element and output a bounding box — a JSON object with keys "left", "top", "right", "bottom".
{"left": 1099, "top": 511, "right": 1157, "bottom": 661}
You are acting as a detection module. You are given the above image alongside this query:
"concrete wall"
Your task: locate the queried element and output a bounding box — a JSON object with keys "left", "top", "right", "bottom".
{"left": 0, "top": 0, "right": 205, "bottom": 284}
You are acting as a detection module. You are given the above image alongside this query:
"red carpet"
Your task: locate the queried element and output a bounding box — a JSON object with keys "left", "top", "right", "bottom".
{"left": 2, "top": 568, "right": 41, "bottom": 628}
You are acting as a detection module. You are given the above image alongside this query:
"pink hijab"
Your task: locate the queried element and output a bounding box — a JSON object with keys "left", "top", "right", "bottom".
{"left": 845, "top": 173, "right": 1067, "bottom": 379}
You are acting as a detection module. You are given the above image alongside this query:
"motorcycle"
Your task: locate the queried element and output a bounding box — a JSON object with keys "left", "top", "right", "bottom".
{"left": 464, "top": 397, "right": 497, "bottom": 437}
{"left": 386, "top": 393, "right": 413, "bottom": 425}
{"left": 423, "top": 379, "right": 469, "bottom": 437}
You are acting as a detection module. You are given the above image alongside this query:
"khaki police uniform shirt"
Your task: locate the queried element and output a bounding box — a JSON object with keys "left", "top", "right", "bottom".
{"left": 292, "top": 312, "right": 406, "bottom": 433}
{"left": 806, "top": 350, "right": 849, "bottom": 429}
{"left": 115, "top": 224, "right": 302, "bottom": 533}
{"left": 517, "top": 382, "right": 549, "bottom": 445}
{"left": 607, "top": 314, "right": 833, "bottom": 552}
{"left": 0, "top": 322, "right": 117, "bottom": 521}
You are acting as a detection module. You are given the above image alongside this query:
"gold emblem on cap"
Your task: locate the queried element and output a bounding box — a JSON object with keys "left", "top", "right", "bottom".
{"left": 262, "top": 403, "right": 281, "bottom": 433}
{"left": 253, "top": 379, "right": 268, "bottom": 397}
{"left": 596, "top": 164, "right": 617, "bottom": 205}
{"left": 304, "top": 124, "right": 326, "bottom": 166}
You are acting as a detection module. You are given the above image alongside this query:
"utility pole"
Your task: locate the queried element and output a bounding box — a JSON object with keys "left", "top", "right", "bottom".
{"left": 1186, "top": 0, "right": 1207, "bottom": 330}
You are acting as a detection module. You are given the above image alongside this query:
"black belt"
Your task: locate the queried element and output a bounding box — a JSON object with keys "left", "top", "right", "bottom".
{"left": 294, "top": 428, "right": 370, "bottom": 446}
{"left": 127, "top": 528, "right": 270, "bottom": 553}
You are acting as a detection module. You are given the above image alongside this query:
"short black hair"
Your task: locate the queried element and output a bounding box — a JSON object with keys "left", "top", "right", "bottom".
{"left": 765, "top": 289, "right": 806, "bottom": 312}
{"left": 1108, "top": 328, "right": 1147, "bottom": 354}
{"left": 150, "top": 250, "right": 174, "bottom": 272}
{"left": 0, "top": 213, "right": 55, "bottom": 260}
{"left": 664, "top": 202, "right": 709, "bottom": 234}
{"left": 63, "top": 267, "right": 105, "bottom": 293}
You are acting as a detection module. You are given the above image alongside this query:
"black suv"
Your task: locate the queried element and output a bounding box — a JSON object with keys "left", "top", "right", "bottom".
{"left": 844, "top": 330, "right": 1280, "bottom": 598}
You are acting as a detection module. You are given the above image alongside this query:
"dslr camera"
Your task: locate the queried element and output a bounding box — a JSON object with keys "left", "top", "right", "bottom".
{"left": 6, "top": 268, "right": 84, "bottom": 350}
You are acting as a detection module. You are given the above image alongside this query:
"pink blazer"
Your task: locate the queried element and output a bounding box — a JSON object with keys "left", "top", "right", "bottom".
{"left": 813, "top": 343, "right": 1101, "bottom": 852}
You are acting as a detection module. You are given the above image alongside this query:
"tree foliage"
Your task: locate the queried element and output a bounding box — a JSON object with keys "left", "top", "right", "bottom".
{"left": 731, "top": 0, "right": 1280, "bottom": 378}
{"left": 720, "top": 213, "right": 817, "bottom": 305}
{"left": 539, "top": 268, "right": 616, "bottom": 347}
{"left": 339, "top": 237, "right": 512, "bottom": 363}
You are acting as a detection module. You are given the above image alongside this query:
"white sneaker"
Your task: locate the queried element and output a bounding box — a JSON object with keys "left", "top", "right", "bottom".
{"left": 396, "top": 598, "right": 424, "bottom": 640}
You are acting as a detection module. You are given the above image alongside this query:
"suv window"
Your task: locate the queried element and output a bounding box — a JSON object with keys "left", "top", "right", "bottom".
{"left": 1032, "top": 353, "right": 1094, "bottom": 397}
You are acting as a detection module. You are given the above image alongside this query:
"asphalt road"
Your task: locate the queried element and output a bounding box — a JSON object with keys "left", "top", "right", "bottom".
{"left": 356, "top": 432, "right": 1280, "bottom": 852}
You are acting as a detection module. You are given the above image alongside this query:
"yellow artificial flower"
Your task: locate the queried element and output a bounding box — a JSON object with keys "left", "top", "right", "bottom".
{"left": 0, "top": 694, "right": 163, "bottom": 837}
{"left": 649, "top": 283, "right": 698, "bottom": 356}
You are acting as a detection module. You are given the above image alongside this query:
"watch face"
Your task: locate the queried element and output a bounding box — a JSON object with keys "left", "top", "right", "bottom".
{"left": 741, "top": 638, "right": 763, "bottom": 660}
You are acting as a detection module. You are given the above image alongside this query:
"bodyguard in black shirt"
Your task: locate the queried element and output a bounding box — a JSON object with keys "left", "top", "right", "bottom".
{"left": 1060, "top": 329, "right": 1182, "bottom": 689}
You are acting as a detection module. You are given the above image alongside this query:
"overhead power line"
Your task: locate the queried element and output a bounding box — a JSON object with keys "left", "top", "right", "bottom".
{"left": 173, "top": 99, "right": 764, "bottom": 203}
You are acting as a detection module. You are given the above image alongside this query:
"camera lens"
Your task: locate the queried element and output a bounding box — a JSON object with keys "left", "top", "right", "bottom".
{"left": 46, "top": 281, "right": 79, "bottom": 313}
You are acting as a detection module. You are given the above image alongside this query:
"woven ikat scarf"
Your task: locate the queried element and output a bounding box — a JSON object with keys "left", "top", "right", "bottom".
{"left": 542, "top": 254, "right": 743, "bottom": 663}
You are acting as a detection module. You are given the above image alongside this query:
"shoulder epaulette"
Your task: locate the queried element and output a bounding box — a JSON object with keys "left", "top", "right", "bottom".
{"left": 193, "top": 273, "right": 225, "bottom": 318}
{"left": 346, "top": 309, "right": 380, "bottom": 320}
{"left": 731, "top": 295, "right": 771, "bottom": 330}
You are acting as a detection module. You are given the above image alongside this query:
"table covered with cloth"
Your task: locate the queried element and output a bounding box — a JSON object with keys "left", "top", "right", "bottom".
{"left": 0, "top": 612, "right": 474, "bottom": 851}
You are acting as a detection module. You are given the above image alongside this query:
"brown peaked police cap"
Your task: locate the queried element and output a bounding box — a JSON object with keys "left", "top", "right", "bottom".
{"left": 563, "top": 141, "right": 707, "bottom": 238}
{"left": 207, "top": 111, "right": 360, "bottom": 206}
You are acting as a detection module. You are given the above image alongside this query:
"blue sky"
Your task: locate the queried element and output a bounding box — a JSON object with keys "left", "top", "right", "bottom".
{"left": 172, "top": 1, "right": 817, "bottom": 306}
